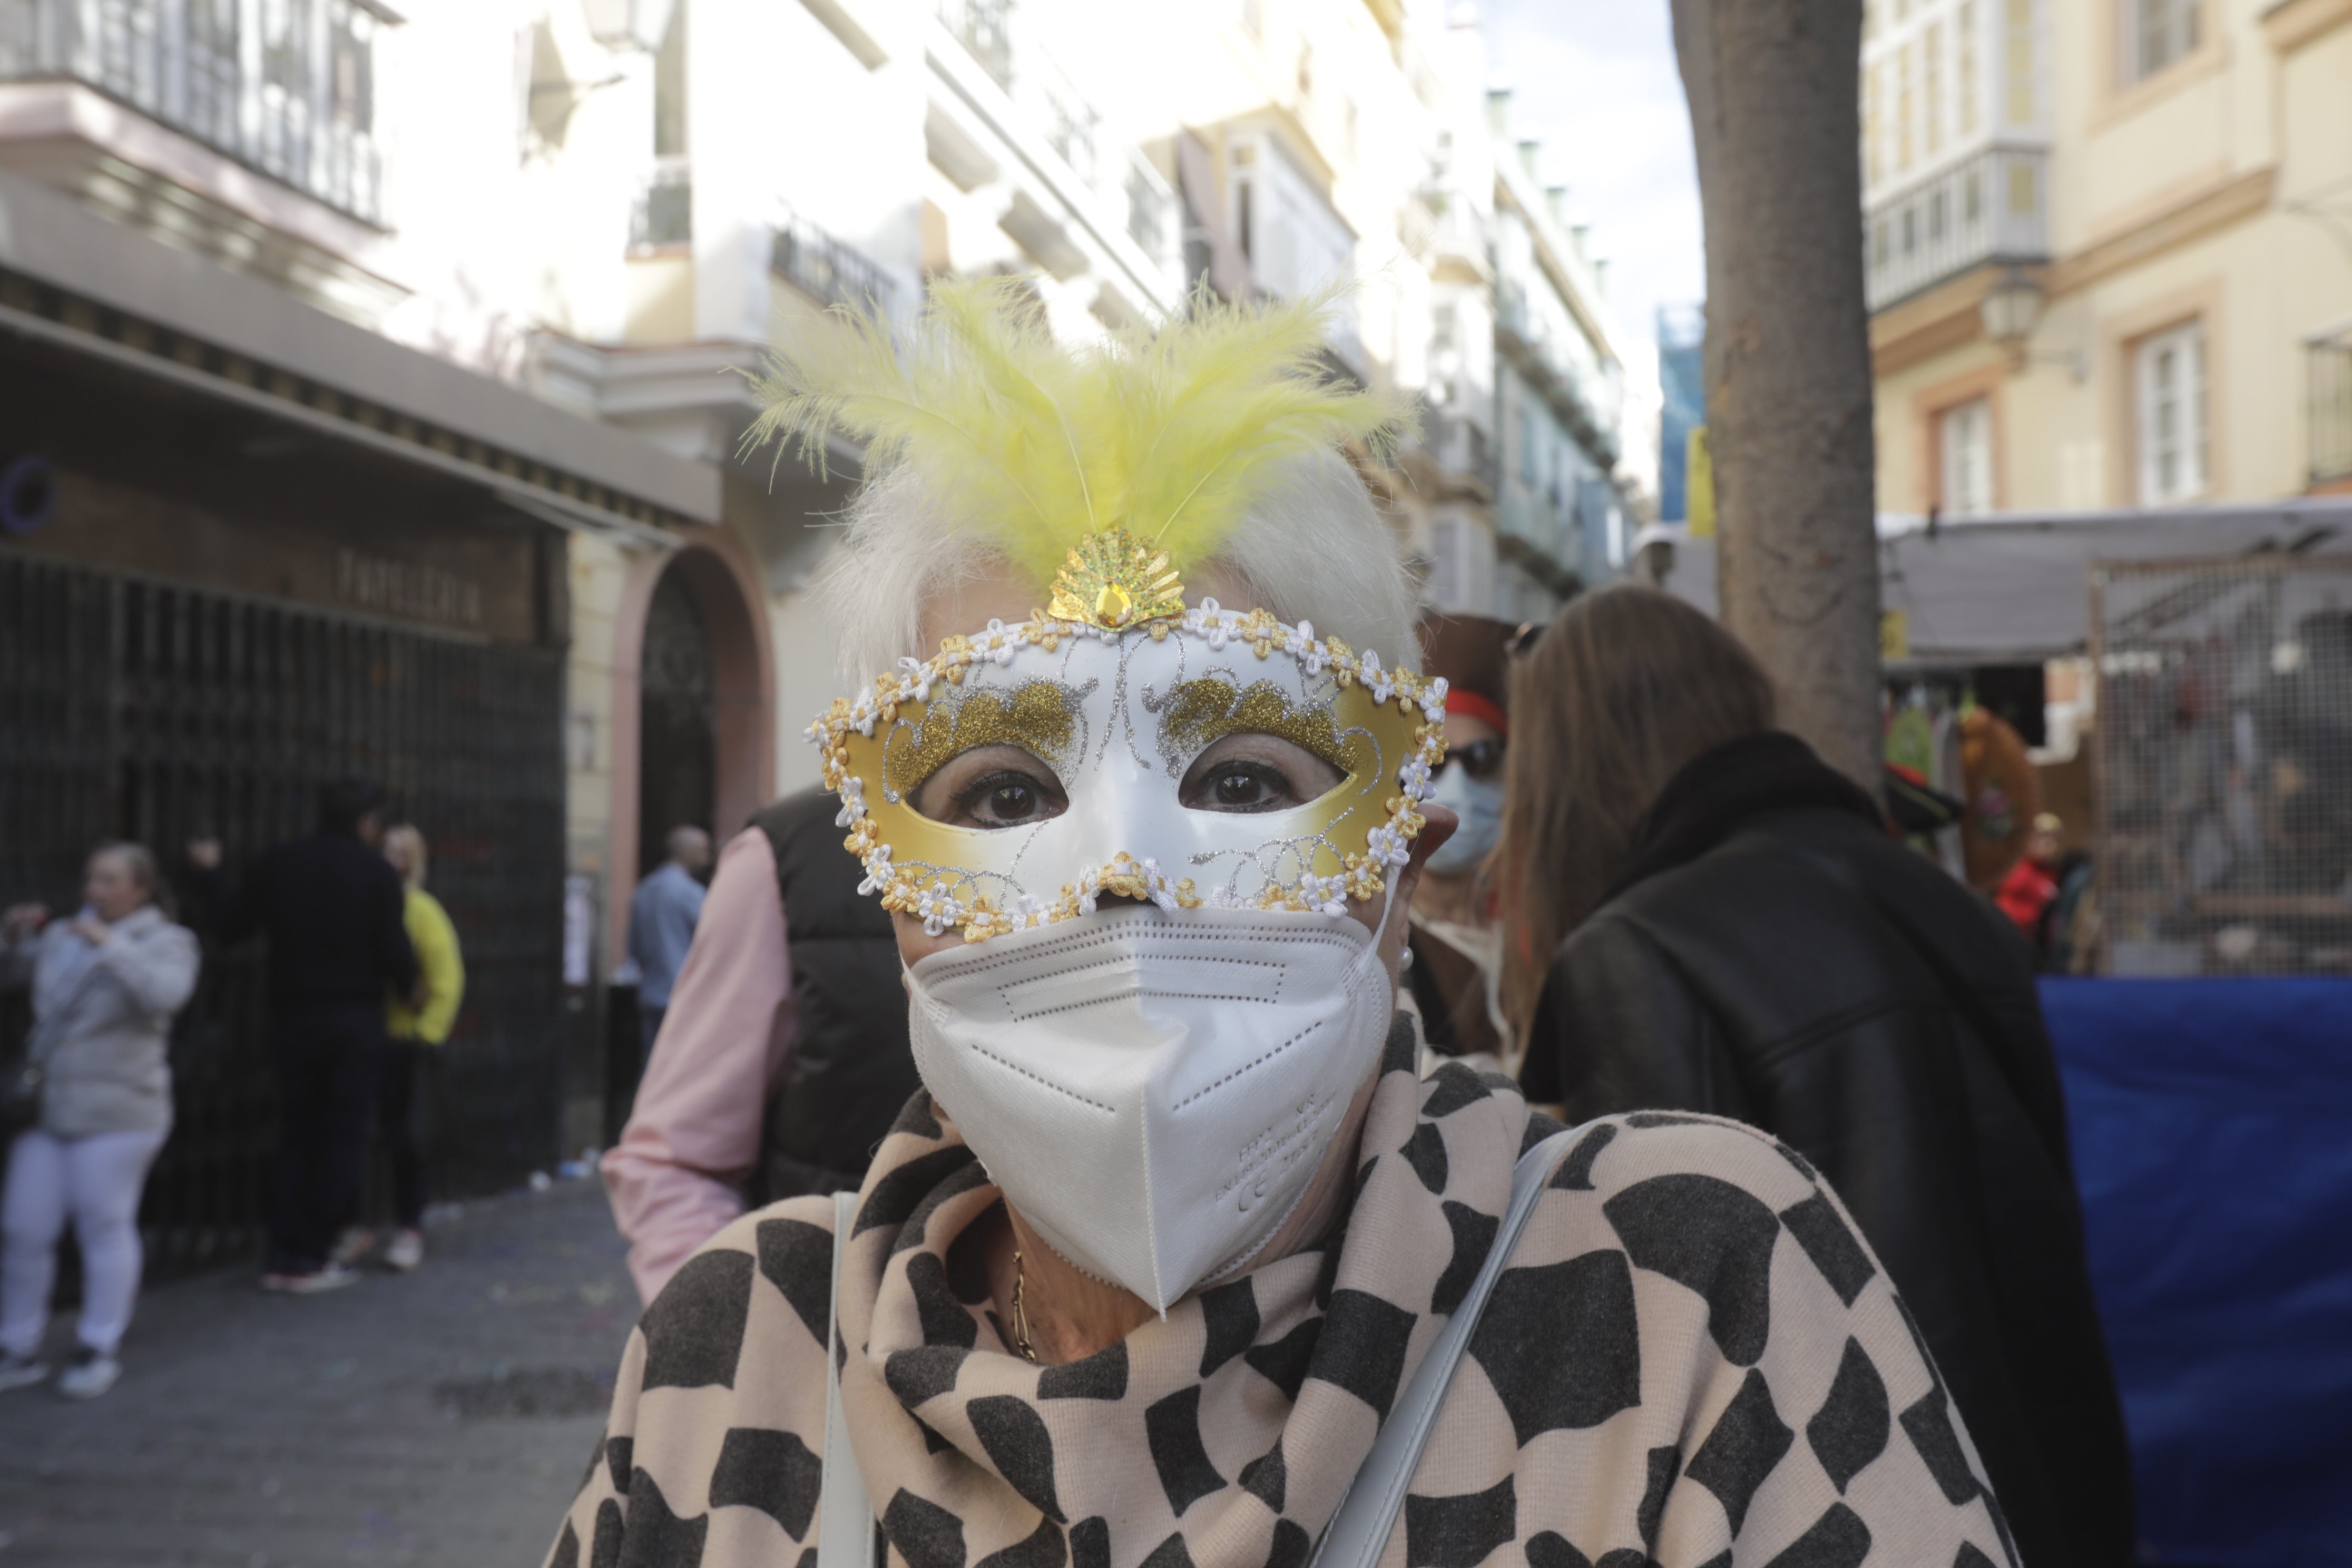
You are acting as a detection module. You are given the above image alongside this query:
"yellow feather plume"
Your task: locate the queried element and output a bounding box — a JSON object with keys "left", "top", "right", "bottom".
{"left": 743, "top": 277, "right": 1406, "bottom": 582}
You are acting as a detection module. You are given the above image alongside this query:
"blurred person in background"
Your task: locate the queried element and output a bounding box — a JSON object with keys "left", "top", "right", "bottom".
{"left": 1404, "top": 611, "right": 1514, "bottom": 1065}
{"left": 188, "top": 779, "right": 416, "bottom": 1293}
{"left": 1502, "top": 585, "right": 2133, "bottom": 1568}
{"left": 1, "top": 844, "right": 199, "bottom": 1399}
{"left": 605, "top": 788, "right": 916, "bottom": 1303}
{"left": 625, "top": 826, "right": 710, "bottom": 1074}
{"left": 1959, "top": 700, "right": 2041, "bottom": 895}
{"left": 1996, "top": 812, "right": 2066, "bottom": 957}
{"left": 332, "top": 824, "right": 464, "bottom": 1275}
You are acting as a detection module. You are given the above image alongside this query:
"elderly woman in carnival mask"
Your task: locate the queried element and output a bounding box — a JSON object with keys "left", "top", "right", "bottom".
{"left": 548, "top": 286, "right": 2015, "bottom": 1568}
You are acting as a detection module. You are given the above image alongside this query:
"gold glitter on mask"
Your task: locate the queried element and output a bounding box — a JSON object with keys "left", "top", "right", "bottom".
{"left": 885, "top": 681, "right": 1079, "bottom": 797}
{"left": 1157, "top": 678, "right": 1371, "bottom": 781}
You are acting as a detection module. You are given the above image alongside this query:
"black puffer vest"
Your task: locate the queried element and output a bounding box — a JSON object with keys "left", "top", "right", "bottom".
{"left": 748, "top": 788, "right": 920, "bottom": 1204}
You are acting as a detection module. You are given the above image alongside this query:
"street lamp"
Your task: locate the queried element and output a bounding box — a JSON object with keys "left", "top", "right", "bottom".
{"left": 581, "top": 0, "right": 677, "bottom": 52}
{"left": 1978, "top": 268, "right": 2046, "bottom": 370}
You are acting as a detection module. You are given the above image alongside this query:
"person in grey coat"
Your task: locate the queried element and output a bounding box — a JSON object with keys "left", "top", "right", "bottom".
{"left": 0, "top": 843, "right": 199, "bottom": 1400}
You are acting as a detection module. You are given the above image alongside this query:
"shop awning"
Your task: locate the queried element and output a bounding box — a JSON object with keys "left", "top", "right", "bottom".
{"left": 1655, "top": 499, "right": 2352, "bottom": 666}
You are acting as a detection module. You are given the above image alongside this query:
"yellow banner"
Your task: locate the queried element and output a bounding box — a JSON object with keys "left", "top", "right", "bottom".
{"left": 1881, "top": 608, "right": 1909, "bottom": 661}
{"left": 1686, "top": 425, "right": 1714, "bottom": 538}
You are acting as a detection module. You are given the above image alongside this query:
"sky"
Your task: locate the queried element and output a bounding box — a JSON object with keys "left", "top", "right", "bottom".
{"left": 1480, "top": 0, "right": 1705, "bottom": 346}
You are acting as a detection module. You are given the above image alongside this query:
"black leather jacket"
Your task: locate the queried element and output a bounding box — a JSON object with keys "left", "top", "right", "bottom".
{"left": 1521, "top": 732, "right": 2133, "bottom": 1568}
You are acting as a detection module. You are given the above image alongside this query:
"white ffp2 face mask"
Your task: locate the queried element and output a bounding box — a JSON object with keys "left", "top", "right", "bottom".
{"left": 905, "top": 901, "right": 1398, "bottom": 1312}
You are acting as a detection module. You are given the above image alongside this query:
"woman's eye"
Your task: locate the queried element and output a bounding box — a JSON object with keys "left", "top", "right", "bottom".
{"left": 913, "top": 745, "right": 1070, "bottom": 828}
{"left": 1212, "top": 769, "right": 1273, "bottom": 808}
{"left": 954, "top": 769, "right": 1065, "bottom": 829}
{"left": 1179, "top": 735, "right": 1340, "bottom": 815}
{"left": 1182, "top": 760, "right": 1299, "bottom": 814}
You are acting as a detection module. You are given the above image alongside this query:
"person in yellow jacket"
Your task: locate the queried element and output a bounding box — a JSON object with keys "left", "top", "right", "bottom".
{"left": 334, "top": 824, "right": 464, "bottom": 1273}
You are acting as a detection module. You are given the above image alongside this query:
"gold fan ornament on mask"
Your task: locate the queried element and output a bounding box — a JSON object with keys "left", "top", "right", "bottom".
{"left": 1047, "top": 527, "right": 1185, "bottom": 632}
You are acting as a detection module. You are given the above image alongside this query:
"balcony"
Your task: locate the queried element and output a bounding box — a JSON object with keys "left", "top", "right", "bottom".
{"left": 937, "top": 0, "right": 1010, "bottom": 90}
{"left": 1419, "top": 399, "right": 1498, "bottom": 497}
{"left": 630, "top": 156, "right": 691, "bottom": 249}
{"left": 1865, "top": 146, "right": 2048, "bottom": 311}
{"left": 1495, "top": 280, "right": 1619, "bottom": 471}
{"left": 0, "top": 0, "right": 387, "bottom": 226}
{"left": 772, "top": 208, "right": 896, "bottom": 317}
{"left": 2310, "top": 332, "right": 2352, "bottom": 489}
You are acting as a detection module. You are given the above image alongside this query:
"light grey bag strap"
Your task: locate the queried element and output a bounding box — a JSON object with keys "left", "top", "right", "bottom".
{"left": 818, "top": 1189, "right": 879, "bottom": 1568}
{"left": 1308, "top": 1127, "right": 1580, "bottom": 1568}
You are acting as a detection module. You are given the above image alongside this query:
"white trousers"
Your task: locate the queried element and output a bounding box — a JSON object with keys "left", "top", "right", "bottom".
{"left": 2, "top": 1124, "right": 170, "bottom": 1358}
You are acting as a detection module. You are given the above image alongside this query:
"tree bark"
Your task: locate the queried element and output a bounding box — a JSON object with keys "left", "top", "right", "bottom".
{"left": 1671, "top": 0, "right": 1883, "bottom": 789}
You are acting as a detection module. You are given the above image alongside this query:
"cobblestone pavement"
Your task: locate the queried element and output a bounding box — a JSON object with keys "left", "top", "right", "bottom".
{"left": 0, "top": 1175, "right": 639, "bottom": 1567}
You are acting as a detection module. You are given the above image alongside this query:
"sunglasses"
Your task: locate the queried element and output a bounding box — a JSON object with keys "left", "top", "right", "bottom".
{"left": 1431, "top": 738, "right": 1507, "bottom": 781}
{"left": 1507, "top": 620, "right": 1544, "bottom": 658}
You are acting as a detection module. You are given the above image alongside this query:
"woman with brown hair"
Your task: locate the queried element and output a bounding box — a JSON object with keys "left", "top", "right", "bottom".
{"left": 1502, "top": 584, "right": 2134, "bottom": 1568}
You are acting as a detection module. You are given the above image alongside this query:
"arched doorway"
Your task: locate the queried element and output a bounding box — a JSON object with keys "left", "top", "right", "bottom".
{"left": 637, "top": 560, "right": 717, "bottom": 874}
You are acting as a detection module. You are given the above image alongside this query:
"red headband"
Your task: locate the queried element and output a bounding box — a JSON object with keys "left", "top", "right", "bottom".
{"left": 1445, "top": 689, "right": 1510, "bottom": 737}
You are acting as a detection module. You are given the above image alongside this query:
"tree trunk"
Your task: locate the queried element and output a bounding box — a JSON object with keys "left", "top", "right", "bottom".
{"left": 1671, "top": 0, "right": 1882, "bottom": 789}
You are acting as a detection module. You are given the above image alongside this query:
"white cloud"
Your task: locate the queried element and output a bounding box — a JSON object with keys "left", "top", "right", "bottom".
{"left": 1482, "top": 0, "right": 1705, "bottom": 344}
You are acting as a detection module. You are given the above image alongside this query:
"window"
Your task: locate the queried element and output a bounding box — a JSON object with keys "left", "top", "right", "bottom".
{"left": 1864, "top": 63, "right": 1885, "bottom": 185}
{"left": 2004, "top": 0, "right": 2034, "bottom": 123}
{"left": 2125, "top": 0, "right": 2198, "bottom": 84}
{"left": 1924, "top": 24, "right": 1944, "bottom": 156}
{"left": 1939, "top": 398, "right": 1994, "bottom": 516}
{"left": 1226, "top": 134, "right": 1353, "bottom": 302}
{"left": 1958, "top": 3, "right": 1979, "bottom": 136}
{"left": 1897, "top": 44, "right": 1915, "bottom": 170}
{"left": 2135, "top": 321, "right": 2208, "bottom": 503}
{"left": 1520, "top": 406, "right": 1538, "bottom": 486}
{"left": 654, "top": 1, "right": 688, "bottom": 158}
{"left": 2007, "top": 158, "right": 2037, "bottom": 217}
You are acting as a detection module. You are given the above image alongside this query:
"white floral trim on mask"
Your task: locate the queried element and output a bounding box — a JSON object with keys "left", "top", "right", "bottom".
{"left": 808, "top": 604, "right": 1451, "bottom": 944}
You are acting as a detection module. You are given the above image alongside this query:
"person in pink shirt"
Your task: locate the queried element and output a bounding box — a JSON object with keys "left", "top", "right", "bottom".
{"left": 603, "top": 789, "right": 916, "bottom": 1302}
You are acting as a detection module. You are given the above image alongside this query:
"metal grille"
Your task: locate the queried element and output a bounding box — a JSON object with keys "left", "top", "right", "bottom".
{"left": 0, "top": 554, "right": 566, "bottom": 1271}
{"left": 0, "top": 0, "right": 386, "bottom": 224}
{"left": 2091, "top": 556, "right": 2352, "bottom": 976}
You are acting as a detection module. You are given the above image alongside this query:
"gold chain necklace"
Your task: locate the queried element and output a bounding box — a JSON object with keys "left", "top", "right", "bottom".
{"left": 1009, "top": 1248, "right": 1039, "bottom": 1363}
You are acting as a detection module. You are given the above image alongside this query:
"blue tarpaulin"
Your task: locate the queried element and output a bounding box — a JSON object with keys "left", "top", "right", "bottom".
{"left": 2039, "top": 978, "right": 2352, "bottom": 1567}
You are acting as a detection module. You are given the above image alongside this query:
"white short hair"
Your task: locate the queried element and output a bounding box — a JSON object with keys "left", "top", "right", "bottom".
{"left": 820, "top": 449, "right": 1422, "bottom": 690}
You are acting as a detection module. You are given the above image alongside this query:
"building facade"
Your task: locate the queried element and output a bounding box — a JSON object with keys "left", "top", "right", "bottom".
{"left": 0, "top": 1, "right": 718, "bottom": 1250}
{"left": 1862, "top": 0, "right": 2352, "bottom": 516}
{"left": 1481, "top": 89, "right": 1658, "bottom": 622}
{"left": 2, "top": 0, "right": 1658, "bottom": 1192}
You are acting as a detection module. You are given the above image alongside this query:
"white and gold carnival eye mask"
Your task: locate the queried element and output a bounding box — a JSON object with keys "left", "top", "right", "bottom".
{"left": 810, "top": 528, "right": 1447, "bottom": 944}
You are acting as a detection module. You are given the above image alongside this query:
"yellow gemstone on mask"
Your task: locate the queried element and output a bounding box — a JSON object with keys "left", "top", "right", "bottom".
{"left": 1094, "top": 581, "right": 1133, "bottom": 626}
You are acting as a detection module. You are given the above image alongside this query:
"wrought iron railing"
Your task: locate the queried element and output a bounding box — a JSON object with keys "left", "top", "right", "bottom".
{"left": 2308, "top": 334, "right": 2352, "bottom": 488}
{"left": 0, "top": 0, "right": 386, "bottom": 226}
{"left": 772, "top": 208, "right": 896, "bottom": 315}
{"left": 937, "top": 0, "right": 1011, "bottom": 87}
{"left": 1496, "top": 280, "right": 1620, "bottom": 471}
{"left": 630, "top": 155, "right": 692, "bottom": 249}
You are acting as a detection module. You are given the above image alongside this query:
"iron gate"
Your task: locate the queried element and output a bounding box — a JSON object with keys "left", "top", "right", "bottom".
{"left": 0, "top": 553, "right": 567, "bottom": 1270}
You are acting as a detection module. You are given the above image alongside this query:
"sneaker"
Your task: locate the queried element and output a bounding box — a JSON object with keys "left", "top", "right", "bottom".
{"left": 329, "top": 1227, "right": 376, "bottom": 1268}
{"left": 55, "top": 1346, "right": 119, "bottom": 1400}
{"left": 260, "top": 1263, "right": 362, "bottom": 1295}
{"left": 0, "top": 1353, "right": 45, "bottom": 1393}
{"left": 384, "top": 1229, "right": 424, "bottom": 1272}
